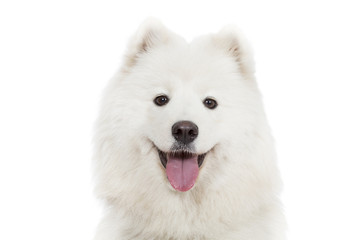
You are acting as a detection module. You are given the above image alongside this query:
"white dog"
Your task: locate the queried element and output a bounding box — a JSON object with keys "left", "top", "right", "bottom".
{"left": 93, "top": 19, "right": 286, "bottom": 240}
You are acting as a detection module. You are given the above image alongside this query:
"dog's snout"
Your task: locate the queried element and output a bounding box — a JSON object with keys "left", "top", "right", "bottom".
{"left": 172, "top": 121, "right": 198, "bottom": 144}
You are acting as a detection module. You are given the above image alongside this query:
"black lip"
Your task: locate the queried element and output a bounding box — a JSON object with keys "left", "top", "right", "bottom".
{"left": 157, "top": 149, "right": 206, "bottom": 169}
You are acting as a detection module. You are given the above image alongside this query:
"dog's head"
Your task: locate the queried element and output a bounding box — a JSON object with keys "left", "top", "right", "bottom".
{"left": 94, "top": 19, "right": 266, "bottom": 194}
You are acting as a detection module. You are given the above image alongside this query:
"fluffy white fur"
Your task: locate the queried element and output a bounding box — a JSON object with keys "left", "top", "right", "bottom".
{"left": 93, "top": 18, "right": 286, "bottom": 240}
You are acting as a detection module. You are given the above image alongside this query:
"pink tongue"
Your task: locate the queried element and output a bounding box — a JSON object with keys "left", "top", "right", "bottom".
{"left": 166, "top": 155, "right": 199, "bottom": 192}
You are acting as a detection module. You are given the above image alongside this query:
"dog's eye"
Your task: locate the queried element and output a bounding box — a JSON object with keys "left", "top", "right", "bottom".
{"left": 154, "top": 95, "right": 169, "bottom": 106}
{"left": 203, "top": 98, "right": 217, "bottom": 109}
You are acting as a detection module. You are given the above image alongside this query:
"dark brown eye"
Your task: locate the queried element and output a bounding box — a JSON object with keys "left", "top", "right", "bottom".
{"left": 154, "top": 95, "right": 169, "bottom": 106}
{"left": 203, "top": 98, "right": 217, "bottom": 109}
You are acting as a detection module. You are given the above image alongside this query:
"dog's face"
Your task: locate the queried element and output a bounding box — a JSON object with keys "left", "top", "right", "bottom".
{"left": 135, "top": 47, "right": 233, "bottom": 191}
{"left": 97, "top": 20, "right": 261, "bottom": 193}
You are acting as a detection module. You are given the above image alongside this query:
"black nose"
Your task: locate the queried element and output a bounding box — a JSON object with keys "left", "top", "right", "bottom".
{"left": 172, "top": 121, "right": 198, "bottom": 144}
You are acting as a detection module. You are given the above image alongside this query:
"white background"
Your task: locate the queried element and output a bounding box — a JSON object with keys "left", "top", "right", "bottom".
{"left": 1, "top": 1, "right": 359, "bottom": 239}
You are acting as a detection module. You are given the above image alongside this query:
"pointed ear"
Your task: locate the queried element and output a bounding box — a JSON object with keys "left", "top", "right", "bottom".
{"left": 212, "top": 26, "right": 255, "bottom": 79}
{"left": 122, "top": 18, "right": 172, "bottom": 72}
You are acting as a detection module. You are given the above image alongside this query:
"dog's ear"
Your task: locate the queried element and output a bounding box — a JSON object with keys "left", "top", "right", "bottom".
{"left": 212, "top": 26, "right": 255, "bottom": 80}
{"left": 122, "top": 18, "right": 172, "bottom": 72}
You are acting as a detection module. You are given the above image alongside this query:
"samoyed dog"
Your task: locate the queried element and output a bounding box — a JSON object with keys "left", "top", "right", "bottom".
{"left": 93, "top": 19, "right": 285, "bottom": 240}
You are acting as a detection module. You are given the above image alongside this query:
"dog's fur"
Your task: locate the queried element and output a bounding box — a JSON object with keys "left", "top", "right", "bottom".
{"left": 93, "top": 19, "right": 285, "bottom": 240}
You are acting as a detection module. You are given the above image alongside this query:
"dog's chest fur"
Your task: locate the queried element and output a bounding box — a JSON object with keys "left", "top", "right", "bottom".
{"left": 105, "top": 187, "right": 278, "bottom": 240}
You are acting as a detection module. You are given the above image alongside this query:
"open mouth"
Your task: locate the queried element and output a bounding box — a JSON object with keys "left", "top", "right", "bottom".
{"left": 158, "top": 150, "right": 206, "bottom": 169}
{"left": 157, "top": 149, "right": 207, "bottom": 192}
